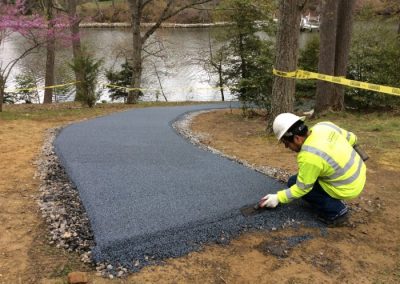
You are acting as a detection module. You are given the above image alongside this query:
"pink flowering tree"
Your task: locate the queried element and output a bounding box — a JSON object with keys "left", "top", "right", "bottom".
{"left": 0, "top": 0, "right": 73, "bottom": 111}
{"left": 42, "top": 1, "right": 73, "bottom": 104}
{"left": 0, "top": 1, "right": 45, "bottom": 111}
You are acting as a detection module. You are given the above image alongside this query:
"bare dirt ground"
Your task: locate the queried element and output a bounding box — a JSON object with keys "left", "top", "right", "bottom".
{"left": 1, "top": 106, "right": 399, "bottom": 284}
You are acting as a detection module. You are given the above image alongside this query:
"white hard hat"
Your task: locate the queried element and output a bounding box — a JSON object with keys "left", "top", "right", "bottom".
{"left": 272, "top": 113, "right": 305, "bottom": 140}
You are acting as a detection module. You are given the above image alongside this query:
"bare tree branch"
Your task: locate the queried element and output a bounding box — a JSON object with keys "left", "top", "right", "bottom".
{"left": 142, "top": 0, "right": 212, "bottom": 41}
{"left": 142, "top": 39, "right": 165, "bottom": 60}
{"left": 3, "top": 42, "right": 41, "bottom": 81}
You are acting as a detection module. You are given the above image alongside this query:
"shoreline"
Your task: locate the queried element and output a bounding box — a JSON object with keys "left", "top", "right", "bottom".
{"left": 79, "top": 21, "right": 231, "bottom": 29}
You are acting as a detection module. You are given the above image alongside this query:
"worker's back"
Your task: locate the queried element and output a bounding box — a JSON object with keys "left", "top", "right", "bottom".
{"left": 299, "top": 121, "right": 366, "bottom": 200}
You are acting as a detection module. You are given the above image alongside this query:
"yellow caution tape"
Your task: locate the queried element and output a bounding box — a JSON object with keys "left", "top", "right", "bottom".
{"left": 273, "top": 68, "right": 400, "bottom": 97}
{"left": 5, "top": 81, "right": 79, "bottom": 93}
{"left": 103, "top": 84, "right": 159, "bottom": 92}
{"left": 6, "top": 81, "right": 243, "bottom": 95}
{"left": 103, "top": 84, "right": 231, "bottom": 92}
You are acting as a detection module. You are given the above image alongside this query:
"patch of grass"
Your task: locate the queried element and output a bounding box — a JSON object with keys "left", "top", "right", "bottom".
{"left": 301, "top": 111, "right": 400, "bottom": 169}
{"left": 50, "top": 265, "right": 73, "bottom": 278}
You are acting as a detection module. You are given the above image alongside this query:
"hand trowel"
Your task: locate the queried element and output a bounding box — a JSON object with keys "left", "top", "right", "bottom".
{"left": 240, "top": 203, "right": 269, "bottom": 217}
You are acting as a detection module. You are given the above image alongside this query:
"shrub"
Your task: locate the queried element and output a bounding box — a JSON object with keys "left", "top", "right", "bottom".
{"left": 297, "top": 35, "right": 319, "bottom": 97}
{"left": 214, "top": 0, "right": 276, "bottom": 111}
{"left": 347, "top": 21, "right": 400, "bottom": 109}
{"left": 105, "top": 61, "right": 140, "bottom": 102}
{"left": 70, "top": 52, "right": 103, "bottom": 108}
{"left": 13, "top": 74, "right": 40, "bottom": 104}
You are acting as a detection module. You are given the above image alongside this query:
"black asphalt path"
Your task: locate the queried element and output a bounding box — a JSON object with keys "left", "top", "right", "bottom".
{"left": 54, "top": 103, "right": 317, "bottom": 271}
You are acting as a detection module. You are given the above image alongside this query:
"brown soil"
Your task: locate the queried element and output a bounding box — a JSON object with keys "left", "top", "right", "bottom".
{"left": 1, "top": 108, "right": 399, "bottom": 284}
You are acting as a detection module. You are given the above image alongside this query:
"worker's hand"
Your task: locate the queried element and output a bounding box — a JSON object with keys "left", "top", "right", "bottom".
{"left": 259, "top": 194, "right": 279, "bottom": 208}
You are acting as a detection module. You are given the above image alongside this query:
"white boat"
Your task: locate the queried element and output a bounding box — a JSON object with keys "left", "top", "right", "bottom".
{"left": 300, "top": 15, "right": 320, "bottom": 32}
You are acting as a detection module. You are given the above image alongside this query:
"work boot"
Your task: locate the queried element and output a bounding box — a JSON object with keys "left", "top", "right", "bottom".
{"left": 318, "top": 212, "right": 351, "bottom": 227}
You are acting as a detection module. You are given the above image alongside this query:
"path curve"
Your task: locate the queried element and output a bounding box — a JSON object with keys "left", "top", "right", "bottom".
{"left": 54, "top": 103, "right": 316, "bottom": 270}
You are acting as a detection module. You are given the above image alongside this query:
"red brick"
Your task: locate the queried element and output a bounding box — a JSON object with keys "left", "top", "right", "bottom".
{"left": 67, "top": 272, "right": 88, "bottom": 284}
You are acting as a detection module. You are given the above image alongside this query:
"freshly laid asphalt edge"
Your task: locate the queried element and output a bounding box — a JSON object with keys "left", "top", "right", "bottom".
{"left": 54, "top": 103, "right": 318, "bottom": 271}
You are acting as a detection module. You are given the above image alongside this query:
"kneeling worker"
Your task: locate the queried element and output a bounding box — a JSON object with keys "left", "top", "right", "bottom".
{"left": 259, "top": 113, "right": 367, "bottom": 225}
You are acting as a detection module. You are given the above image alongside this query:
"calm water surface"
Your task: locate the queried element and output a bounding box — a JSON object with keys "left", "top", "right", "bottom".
{"left": 0, "top": 27, "right": 316, "bottom": 103}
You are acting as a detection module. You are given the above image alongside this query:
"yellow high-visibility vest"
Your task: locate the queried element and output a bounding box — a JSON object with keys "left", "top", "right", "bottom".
{"left": 277, "top": 122, "right": 367, "bottom": 203}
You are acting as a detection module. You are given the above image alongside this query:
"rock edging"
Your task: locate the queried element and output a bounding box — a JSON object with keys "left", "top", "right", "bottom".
{"left": 36, "top": 128, "right": 95, "bottom": 263}
{"left": 172, "top": 110, "right": 291, "bottom": 183}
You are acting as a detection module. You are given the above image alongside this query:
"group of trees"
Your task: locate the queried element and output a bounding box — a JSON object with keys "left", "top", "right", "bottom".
{"left": 0, "top": 0, "right": 215, "bottom": 111}
{"left": 202, "top": 0, "right": 276, "bottom": 109}
{"left": 268, "top": 0, "right": 357, "bottom": 130}
{"left": 1, "top": 0, "right": 399, "bottom": 124}
{"left": 0, "top": 0, "right": 101, "bottom": 111}
{"left": 205, "top": 0, "right": 398, "bottom": 131}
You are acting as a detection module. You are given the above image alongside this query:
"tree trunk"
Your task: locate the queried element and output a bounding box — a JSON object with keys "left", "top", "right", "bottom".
{"left": 268, "top": 0, "right": 304, "bottom": 131}
{"left": 218, "top": 64, "right": 224, "bottom": 101}
{"left": 68, "top": 0, "right": 85, "bottom": 102}
{"left": 398, "top": 15, "right": 400, "bottom": 35}
{"left": 43, "top": 0, "right": 55, "bottom": 104}
{"left": 153, "top": 62, "right": 168, "bottom": 102}
{"left": 127, "top": 0, "right": 142, "bottom": 104}
{"left": 126, "top": 0, "right": 212, "bottom": 104}
{"left": 0, "top": 77, "right": 4, "bottom": 112}
{"left": 238, "top": 33, "right": 247, "bottom": 79}
{"left": 314, "top": 0, "right": 339, "bottom": 115}
{"left": 332, "top": 0, "right": 355, "bottom": 111}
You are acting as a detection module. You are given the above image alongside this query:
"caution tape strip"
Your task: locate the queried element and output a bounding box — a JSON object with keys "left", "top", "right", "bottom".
{"left": 103, "top": 84, "right": 159, "bottom": 92}
{"left": 103, "top": 84, "right": 231, "bottom": 92}
{"left": 5, "top": 81, "right": 79, "bottom": 93}
{"left": 273, "top": 68, "right": 400, "bottom": 97}
{"left": 5, "top": 82, "right": 231, "bottom": 94}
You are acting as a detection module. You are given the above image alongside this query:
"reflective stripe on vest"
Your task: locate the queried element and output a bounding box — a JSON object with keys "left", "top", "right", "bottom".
{"left": 296, "top": 179, "right": 315, "bottom": 191}
{"left": 301, "top": 145, "right": 363, "bottom": 187}
{"left": 317, "top": 122, "right": 342, "bottom": 134}
{"left": 285, "top": 188, "right": 294, "bottom": 200}
{"left": 317, "top": 122, "right": 351, "bottom": 143}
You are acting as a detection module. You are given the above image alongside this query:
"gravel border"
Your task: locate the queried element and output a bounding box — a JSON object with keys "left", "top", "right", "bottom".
{"left": 36, "top": 128, "right": 95, "bottom": 263}
{"left": 172, "top": 110, "right": 292, "bottom": 183}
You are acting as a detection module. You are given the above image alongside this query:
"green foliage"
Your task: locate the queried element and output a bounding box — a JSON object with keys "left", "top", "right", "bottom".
{"left": 214, "top": 0, "right": 276, "bottom": 110}
{"left": 347, "top": 21, "right": 400, "bottom": 109}
{"left": 298, "top": 35, "right": 319, "bottom": 72}
{"left": 296, "top": 23, "right": 400, "bottom": 109}
{"left": 297, "top": 35, "right": 319, "bottom": 97}
{"left": 70, "top": 52, "right": 103, "bottom": 108}
{"left": 105, "top": 61, "right": 134, "bottom": 102}
{"left": 13, "top": 73, "right": 39, "bottom": 103}
{"left": 355, "top": 3, "right": 377, "bottom": 21}
{"left": 231, "top": 43, "right": 275, "bottom": 109}
{"left": 2, "top": 91, "right": 14, "bottom": 104}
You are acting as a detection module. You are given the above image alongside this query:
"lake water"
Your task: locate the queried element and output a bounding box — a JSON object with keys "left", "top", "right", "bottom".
{"left": 0, "top": 27, "right": 316, "bottom": 103}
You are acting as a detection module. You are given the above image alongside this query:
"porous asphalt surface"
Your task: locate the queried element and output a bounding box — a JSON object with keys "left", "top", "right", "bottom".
{"left": 54, "top": 103, "right": 318, "bottom": 271}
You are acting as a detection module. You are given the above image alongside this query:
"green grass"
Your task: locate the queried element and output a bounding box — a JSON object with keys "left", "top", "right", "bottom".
{"left": 306, "top": 111, "right": 400, "bottom": 153}
{"left": 50, "top": 264, "right": 73, "bottom": 278}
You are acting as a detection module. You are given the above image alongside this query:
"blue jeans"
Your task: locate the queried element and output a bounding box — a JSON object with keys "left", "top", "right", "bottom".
{"left": 287, "top": 175, "right": 348, "bottom": 221}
